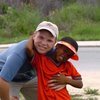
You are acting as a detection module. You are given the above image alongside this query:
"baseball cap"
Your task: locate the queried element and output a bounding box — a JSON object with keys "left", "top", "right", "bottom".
{"left": 56, "top": 41, "right": 79, "bottom": 60}
{"left": 35, "top": 21, "right": 59, "bottom": 38}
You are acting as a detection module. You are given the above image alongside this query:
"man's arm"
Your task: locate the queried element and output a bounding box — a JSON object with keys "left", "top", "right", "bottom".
{"left": 0, "top": 53, "right": 26, "bottom": 100}
{"left": 0, "top": 78, "right": 10, "bottom": 100}
{"left": 26, "top": 36, "right": 35, "bottom": 59}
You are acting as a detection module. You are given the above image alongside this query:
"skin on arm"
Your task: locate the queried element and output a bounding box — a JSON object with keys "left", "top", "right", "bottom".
{"left": 65, "top": 76, "right": 83, "bottom": 88}
{"left": 48, "top": 74, "right": 83, "bottom": 89}
{"left": 0, "top": 78, "right": 10, "bottom": 100}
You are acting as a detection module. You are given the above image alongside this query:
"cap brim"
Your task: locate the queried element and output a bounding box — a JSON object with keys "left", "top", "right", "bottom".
{"left": 36, "top": 27, "right": 56, "bottom": 38}
{"left": 71, "top": 54, "right": 79, "bottom": 60}
{"left": 56, "top": 41, "right": 79, "bottom": 61}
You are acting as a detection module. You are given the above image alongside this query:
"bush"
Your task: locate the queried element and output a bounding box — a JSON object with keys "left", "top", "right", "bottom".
{"left": 84, "top": 87, "right": 99, "bottom": 95}
{"left": 0, "top": 2, "right": 100, "bottom": 43}
{"left": 0, "top": 5, "right": 42, "bottom": 37}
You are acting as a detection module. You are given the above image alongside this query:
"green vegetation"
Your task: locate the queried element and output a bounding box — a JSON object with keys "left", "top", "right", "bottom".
{"left": 0, "top": 3, "right": 100, "bottom": 43}
{"left": 71, "top": 87, "right": 100, "bottom": 100}
{"left": 0, "top": 5, "right": 42, "bottom": 43}
{"left": 48, "top": 4, "right": 100, "bottom": 40}
{"left": 72, "top": 97, "right": 98, "bottom": 100}
{"left": 84, "top": 87, "right": 99, "bottom": 95}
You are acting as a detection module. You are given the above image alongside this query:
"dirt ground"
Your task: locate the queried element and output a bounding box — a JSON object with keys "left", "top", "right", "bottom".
{"left": 68, "top": 71, "right": 100, "bottom": 99}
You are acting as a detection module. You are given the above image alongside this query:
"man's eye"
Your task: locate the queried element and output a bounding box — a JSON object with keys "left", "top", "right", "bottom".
{"left": 39, "top": 36, "right": 43, "bottom": 39}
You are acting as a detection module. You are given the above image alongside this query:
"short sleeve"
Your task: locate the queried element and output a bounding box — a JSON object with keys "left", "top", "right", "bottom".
{"left": 0, "top": 53, "right": 25, "bottom": 82}
{"left": 66, "top": 62, "right": 82, "bottom": 80}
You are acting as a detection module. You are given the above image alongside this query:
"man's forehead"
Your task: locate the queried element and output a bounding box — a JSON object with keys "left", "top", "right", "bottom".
{"left": 37, "top": 30, "right": 55, "bottom": 37}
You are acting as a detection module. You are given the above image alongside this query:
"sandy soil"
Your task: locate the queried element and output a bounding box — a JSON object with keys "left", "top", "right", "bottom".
{"left": 67, "top": 71, "right": 100, "bottom": 99}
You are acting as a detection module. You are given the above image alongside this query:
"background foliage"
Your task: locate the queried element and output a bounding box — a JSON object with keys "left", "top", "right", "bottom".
{"left": 0, "top": 0, "right": 100, "bottom": 43}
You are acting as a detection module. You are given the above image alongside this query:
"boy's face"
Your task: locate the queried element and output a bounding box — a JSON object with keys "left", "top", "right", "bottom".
{"left": 33, "top": 30, "right": 56, "bottom": 54}
{"left": 55, "top": 44, "right": 74, "bottom": 62}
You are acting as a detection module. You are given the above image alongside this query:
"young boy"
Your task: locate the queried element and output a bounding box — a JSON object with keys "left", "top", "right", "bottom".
{"left": 26, "top": 37, "right": 83, "bottom": 100}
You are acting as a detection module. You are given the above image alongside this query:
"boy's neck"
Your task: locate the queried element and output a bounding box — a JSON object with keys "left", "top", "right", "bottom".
{"left": 47, "top": 50, "right": 62, "bottom": 67}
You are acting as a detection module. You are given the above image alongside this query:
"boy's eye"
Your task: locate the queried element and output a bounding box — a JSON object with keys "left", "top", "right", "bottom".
{"left": 65, "top": 49, "right": 69, "bottom": 53}
{"left": 64, "top": 49, "right": 74, "bottom": 57}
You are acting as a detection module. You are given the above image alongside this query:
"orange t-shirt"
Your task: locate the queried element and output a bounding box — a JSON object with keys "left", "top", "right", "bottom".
{"left": 32, "top": 52, "right": 81, "bottom": 100}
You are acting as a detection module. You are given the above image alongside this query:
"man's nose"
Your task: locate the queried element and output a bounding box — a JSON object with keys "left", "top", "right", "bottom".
{"left": 41, "top": 40, "right": 47, "bottom": 45}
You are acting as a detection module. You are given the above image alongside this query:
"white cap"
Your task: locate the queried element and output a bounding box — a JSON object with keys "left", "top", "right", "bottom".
{"left": 35, "top": 21, "right": 59, "bottom": 38}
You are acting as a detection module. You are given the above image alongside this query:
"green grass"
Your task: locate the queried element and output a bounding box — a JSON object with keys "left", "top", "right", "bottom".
{"left": 0, "top": 5, "right": 42, "bottom": 38}
{"left": 84, "top": 87, "right": 99, "bottom": 95}
{"left": 0, "top": 3, "right": 100, "bottom": 43}
{"left": 0, "top": 34, "right": 30, "bottom": 44}
{"left": 71, "top": 87, "right": 100, "bottom": 100}
{"left": 48, "top": 3, "right": 100, "bottom": 41}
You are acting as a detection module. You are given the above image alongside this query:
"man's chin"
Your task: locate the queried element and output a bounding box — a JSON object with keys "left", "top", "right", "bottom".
{"left": 37, "top": 50, "right": 47, "bottom": 54}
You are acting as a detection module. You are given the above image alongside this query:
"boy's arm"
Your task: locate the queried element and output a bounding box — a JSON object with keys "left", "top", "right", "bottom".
{"left": 48, "top": 74, "right": 83, "bottom": 89}
{"left": 0, "top": 78, "right": 10, "bottom": 100}
{"left": 65, "top": 76, "right": 83, "bottom": 88}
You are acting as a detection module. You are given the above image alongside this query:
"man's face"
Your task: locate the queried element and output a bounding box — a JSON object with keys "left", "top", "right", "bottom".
{"left": 33, "top": 30, "right": 56, "bottom": 54}
{"left": 55, "top": 44, "right": 74, "bottom": 62}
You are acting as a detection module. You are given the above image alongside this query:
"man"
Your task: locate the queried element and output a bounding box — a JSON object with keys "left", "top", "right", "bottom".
{"left": 0, "top": 21, "right": 62, "bottom": 100}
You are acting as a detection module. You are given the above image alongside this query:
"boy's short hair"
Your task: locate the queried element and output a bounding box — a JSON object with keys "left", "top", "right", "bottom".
{"left": 35, "top": 21, "right": 59, "bottom": 38}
